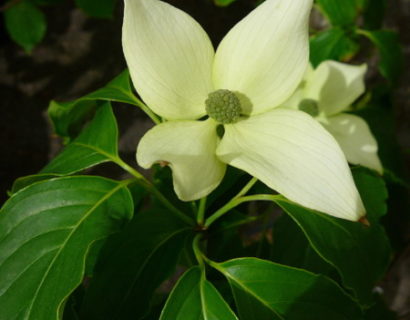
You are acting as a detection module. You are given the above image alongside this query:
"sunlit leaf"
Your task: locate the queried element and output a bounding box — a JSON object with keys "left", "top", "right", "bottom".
{"left": 42, "top": 103, "right": 118, "bottom": 175}
{"left": 0, "top": 176, "right": 133, "bottom": 319}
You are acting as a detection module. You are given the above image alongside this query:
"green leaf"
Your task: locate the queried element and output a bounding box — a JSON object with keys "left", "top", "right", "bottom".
{"left": 10, "top": 173, "right": 58, "bottom": 194}
{"left": 230, "top": 284, "right": 280, "bottom": 320}
{"left": 310, "top": 27, "right": 359, "bottom": 67}
{"left": 41, "top": 103, "right": 119, "bottom": 175}
{"left": 160, "top": 267, "right": 238, "bottom": 320}
{"left": 75, "top": 0, "right": 116, "bottom": 18}
{"left": 212, "top": 258, "right": 362, "bottom": 319}
{"left": 351, "top": 167, "right": 388, "bottom": 219}
{"left": 272, "top": 214, "right": 335, "bottom": 276}
{"left": 48, "top": 70, "right": 140, "bottom": 142}
{"left": 316, "top": 0, "right": 358, "bottom": 26}
{"left": 359, "top": 30, "right": 403, "bottom": 83}
{"left": 273, "top": 168, "right": 391, "bottom": 306}
{"left": 213, "top": 0, "right": 238, "bottom": 6}
{"left": 4, "top": 0, "right": 46, "bottom": 52}
{"left": 81, "top": 206, "right": 192, "bottom": 319}
{"left": 0, "top": 176, "right": 133, "bottom": 320}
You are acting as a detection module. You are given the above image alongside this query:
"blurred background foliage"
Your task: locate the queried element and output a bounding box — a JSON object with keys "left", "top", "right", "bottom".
{"left": 0, "top": 0, "right": 409, "bottom": 318}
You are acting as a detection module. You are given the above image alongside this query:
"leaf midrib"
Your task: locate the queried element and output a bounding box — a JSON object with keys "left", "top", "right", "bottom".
{"left": 24, "top": 180, "right": 128, "bottom": 319}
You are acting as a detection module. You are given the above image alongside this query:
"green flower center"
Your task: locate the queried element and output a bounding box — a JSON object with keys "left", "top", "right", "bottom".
{"left": 205, "top": 89, "right": 242, "bottom": 124}
{"left": 298, "top": 99, "right": 319, "bottom": 117}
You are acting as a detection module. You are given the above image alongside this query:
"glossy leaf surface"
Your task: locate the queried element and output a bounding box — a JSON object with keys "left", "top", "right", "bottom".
{"left": 160, "top": 267, "right": 238, "bottom": 320}
{"left": 0, "top": 176, "right": 133, "bottom": 320}
{"left": 41, "top": 103, "right": 118, "bottom": 175}
{"left": 214, "top": 258, "right": 362, "bottom": 319}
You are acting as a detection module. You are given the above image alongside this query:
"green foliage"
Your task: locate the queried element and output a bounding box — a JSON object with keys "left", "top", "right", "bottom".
{"left": 0, "top": 176, "right": 133, "bottom": 319}
{"left": 42, "top": 103, "right": 119, "bottom": 175}
{"left": 316, "top": 0, "right": 359, "bottom": 26}
{"left": 160, "top": 267, "right": 238, "bottom": 320}
{"left": 272, "top": 168, "right": 391, "bottom": 305}
{"left": 81, "top": 207, "right": 192, "bottom": 319}
{"left": 47, "top": 70, "right": 148, "bottom": 142}
{"left": 310, "top": 27, "right": 359, "bottom": 67}
{"left": 360, "top": 30, "right": 403, "bottom": 84}
{"left": 212, "top": 258, "right": 363, "bottom": 319}
{"left": 75, "top": 0, "right": 116, "bottom": 18}
{"left": 4, "top": 0, "right": 46, "bottom": 52}
{"left": 1, "top": 1, "right": 405, "bottom": 319}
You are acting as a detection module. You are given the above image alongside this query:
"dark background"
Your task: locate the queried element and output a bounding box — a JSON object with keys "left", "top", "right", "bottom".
{"left": 0, "top": 0, "right": 409, "bottom": 317}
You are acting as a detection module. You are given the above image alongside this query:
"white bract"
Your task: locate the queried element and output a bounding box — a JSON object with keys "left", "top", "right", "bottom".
{"left": 122, "top": 0, "right": 366, "bottom": 221}
{"left": 282, "top": 60, "right": 383, "bottom": 173}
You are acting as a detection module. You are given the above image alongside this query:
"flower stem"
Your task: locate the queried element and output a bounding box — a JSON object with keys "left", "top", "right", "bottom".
{"left": 114, "top": 157, "right": 194, "bottom": 225}
{"left": 193, "top": 234, "right": 205, "bottom": 271}
{"left": 197, "top": 197, "right": 207, "bottom": 225}
{"left": 205, "top": 193, "right": 279, "bottom": 228}
{"left": 204, "top": 177, "right": 258, "bottom": 227}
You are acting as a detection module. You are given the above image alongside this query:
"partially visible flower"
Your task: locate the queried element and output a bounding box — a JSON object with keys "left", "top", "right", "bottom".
{"left": 122, "top": 0, "right": 366, "bottom": 221}
{"left": 282, "top": 60, "right": 383, "bottom": 173}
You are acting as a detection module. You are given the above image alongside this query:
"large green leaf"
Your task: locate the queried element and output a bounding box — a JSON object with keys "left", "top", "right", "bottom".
{"left": 273, "top": 168, "right": 391, "bottom": 305}
{"left": 41, "top": 103, "right": 118, "bottom": 175}
{"left": 212, "top": 258, "right": 362, "bottom": 320}
{"left": 10, "top": 173, "right": 58, "bottom": 194}
{"left": 75, "top": 0, "right": 116, "bottom": 18}
{"left": 4, "top": 0, "right": 46, "bottom": 52}
{"left": 230, "top": 284, "right": 280, "bottom": 320}
{"left": 0, "top": 176, "right": 133, "bottom": 320}
{"left": 359, "top": 30, "right": 403, "bottom": 83}
{"left": 81, "top": 207, "right": 192, "bottom": 319}
{"left": 310, "top": 27, "right": 359, "bottom": 67}
{"left": 316, "top": 0, "right": 358, "bottom": 26}
{"left": 160, "top": 267, "right": 238, "bottom": 320}
{"left": 48, "top": 70, "right": 141, "bottom": 142}
{"left": 271, "top": 214, "right": 335, "bottom": 276}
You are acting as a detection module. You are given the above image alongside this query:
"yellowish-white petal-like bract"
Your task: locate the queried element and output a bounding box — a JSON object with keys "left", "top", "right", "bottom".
{"left": 123, "top": 0, "right": 214, "bottom": 120}
{"left": 137, "top": 120, "right": 226, "bottom": 201}
{"left": 216, "top": 108, "right": 366, "bottom": 221}
{"left": 324, "top": 114, "right": 383, "bottom": 173}
{"left": 305, "top": 61, "right": 367, "bottom": 116}
{"left": 213, "top": 0, "right": 313, "bottom": 115}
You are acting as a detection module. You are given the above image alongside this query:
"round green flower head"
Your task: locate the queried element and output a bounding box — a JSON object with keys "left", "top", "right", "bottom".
{"left": 206, "top": 89, "right": 242, "bottom": 124}
{"left": 298, "top": 99, "right": 319, "bottom": 117}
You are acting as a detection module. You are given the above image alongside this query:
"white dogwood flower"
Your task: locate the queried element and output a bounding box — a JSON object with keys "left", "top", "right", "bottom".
{"left": 282, "top": 60, "right": 383, "bottom": 173}
{"left": 123, "top": 0, "right": 366, "bottom": 220}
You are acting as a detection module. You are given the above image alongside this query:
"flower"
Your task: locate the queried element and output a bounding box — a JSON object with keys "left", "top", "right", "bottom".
{"left": 282, "top": 60, "right": 383, "bottom": 173}
{"left": 122, "top": 0, "right": 365, "bottom": 221}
